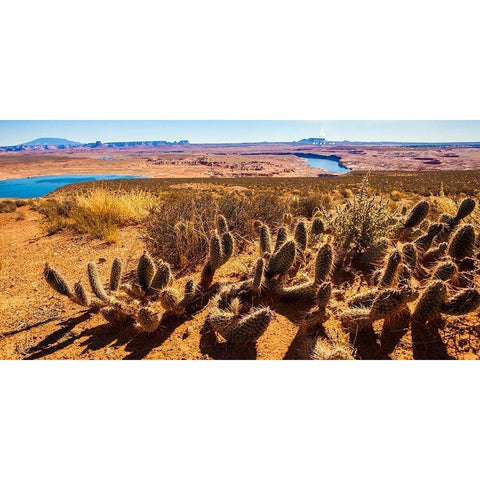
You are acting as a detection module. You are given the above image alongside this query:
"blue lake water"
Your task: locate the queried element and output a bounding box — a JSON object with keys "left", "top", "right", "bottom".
{"left": 0, "top": 174, "right": 146, "bottom": 198}
{"left": 301, "top": 155, "right": 351, "bottom": 174}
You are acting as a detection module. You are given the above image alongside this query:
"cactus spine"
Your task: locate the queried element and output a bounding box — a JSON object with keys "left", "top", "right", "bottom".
{"left": 222, "top": 308, "right": 273, "bottom": 343}
{"left": 454, "top": 198, "right": 475, "bottom": 223}
{"left": 377, "top": 250, "right": 401, "bottom": 287}
{"left": 266, "top": 240, "right": 296, "bottom": 277}
{"left": 274, "top": 227, "right": 288, "bottom": 253}
{"left": 252, "top": 258, "right": 265, "bottom": 293}
{"left": 433, "top": 261, "right": 457, "bottom": 281}
{"left": 448, "top": 224, "right": 475, "bottom": 260}
{"left": 414, "top": 222, "right": 442, "bottom": 252}
{"left": 311, "top": 217, "right": 324, "bottom": 236}
{"left": 340, "top": 308, "right": 373, "bottom": 334}
{"left": 74, "top": 282, "right": 90, "bottom": 307}
{"left": 412, "top": 280, "right": 447, "bottom": 324}
{"left": 441, "top": 288, "right": 480, "bottom": 315}
{"left": 44, "top": 263, "right": 73, "bottom": 298}
{"left": 109, "top": 258, "right": 123, "bottom": 291}
{"left": 314, "top": 243, "right": 333, "bottom": 284}
{"left": 216, "top": 214, "right": 228, "bottom": 235}
{"left": 347, "top": 289, "right": 378, "bottom": 308}
{"left": 294, "top": 221, "right": 308, "bottom": 252}
{"left": 404, "top": 201, "right": 429, "bottom": 229}
{"left": 137, "top": 251, "right": 156, "bottom": 291}
{"left": 260, "top": 224, "right": 272, "bottom": 255}
{"left": 87, "top": 262, "right": 110, "bottom": 302}
{"left": 137, "top": 307, "right": 161, "bottom": 332}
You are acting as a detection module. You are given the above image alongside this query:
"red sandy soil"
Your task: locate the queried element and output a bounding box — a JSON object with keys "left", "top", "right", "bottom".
{"left": 1, "top": 206, "right": 479, "bottom": 360}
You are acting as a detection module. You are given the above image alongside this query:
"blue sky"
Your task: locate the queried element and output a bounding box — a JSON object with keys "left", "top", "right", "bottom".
{"left": 1, "top": 121, "right": 480, "bottom": 145}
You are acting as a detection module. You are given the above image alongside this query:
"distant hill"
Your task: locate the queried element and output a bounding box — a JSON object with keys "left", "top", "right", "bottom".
{"left": 20, "top": 137, "right": 83, "bottom": 147}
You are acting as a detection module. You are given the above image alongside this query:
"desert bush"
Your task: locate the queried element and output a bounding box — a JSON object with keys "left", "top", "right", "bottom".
{"left": 326, "top": 173, "right": 397, "bottom": 252}
{"left": 15, "top": 211, "right": 26, "bottom": 221}
{"left": 144, "top": 190, "right": 289, "bottom": 269}
{"left": 37, "top": 199, "right": 73, "bottom": 235}
{"left": 290, "top": 193, "right": 333, "bottom": 218}
{"left": 0, "top": 200, "right": 17, "bottom": 213}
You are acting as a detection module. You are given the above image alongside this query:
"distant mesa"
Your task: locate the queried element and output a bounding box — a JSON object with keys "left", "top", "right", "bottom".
{"left": 297, "top": 137, "right": 326, "bottom": 145}
{"left": 0, "top": 138, "right": 190, "bottom": 151}
{"left": 21, "top": 137, "right": 83, "bottom": 147}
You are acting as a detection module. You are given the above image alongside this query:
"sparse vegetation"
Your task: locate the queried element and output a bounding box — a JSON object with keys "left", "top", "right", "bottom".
{"left": 36, "top": 172, "right": 480, "bottom": 360}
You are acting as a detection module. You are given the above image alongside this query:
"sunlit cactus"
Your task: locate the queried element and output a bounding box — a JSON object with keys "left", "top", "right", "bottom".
{"left": 340, "top": 307, "right": 373, "bottom": 334}
{"left": 377, "top": 250, "right": 401, "bottom": 287}
{"left": 158, "top": 288, "right": 184, "bottom": 315}
{"left": 221, "top": 231, "right": 234, "bottom": 262}
{"left": 454, "top": 198, "right": 475, "bottom": 222}
{"left": 253, "top": 219, "right": 263, "bottom": 234}
{"left": 404, "top": 200, "right": 429, "bottom": 229}
{"left": 433, "top": 260, "right": 457, "bottom": 281}
{"left": 222, "top": 307, "right": 274, "bottom": 344}
{"left": 294, "top": 221, "right": 308, "bottom": 252}
{"left": 87, "top": 262, "right": 110, "bottom": 302}
{"left": 101, "top": 306, "right": 126, "bottom": 325}
{"left": 414, "top": 222, "right": 442, "bottom": 252}
{"left": 314, "top": 243, "right": 333, "bottom": 284}
{"left": 137, "top": 306, "right": 161, "bottom": 333}
{"left": 200, "top": 226, "right": 235, "bottom": 288}
{"left": 283, "top": 212, "right": 293, "bottom": 226}
{"left": 441, "top": 288, "right": 480, "bottom": 315}
{"left": 316, "top": 281, "right": 332, "bottom": 312}
{"left": 276, "top": 281, "right": 317, "bottom": 303}
{"left": 183, "top": 278, "right": 197, "bottom": 305}
{"left": 311, "top": 217, "right": 325, "bottom": 236}
{"left": 149, "top": 261, "right": 173, "bottom": 293}
{"left": 421, "top": 242, "right": 447, "bottom": 266}
{"left": 274, "top": 226, "right": 288, "bottom": 253}
{"left": 216, "top": 214, "right": 229, "bottom": 235}
{"left": 266, "top": 239, "right": 296, "bottom": 277}
{"left": 207, "top": 306, "right": 235, "bottom": 334}
{"left": 137, "top": 251, "right": 156, "bottom": 291}
{"left": 109, "top": 258, "right": 123, "bottom": 292}
{"left": 252, "top": 258, "right": 265, "bottom": 293}
{"left": 412, "top": 280, "right": 447, "bottom": 324}
{"left": 74, "top": 282, "right": 90, "bottom": 307}
{"left": 208, "top": 235, "right": 223, "bottom": 270}
{"left": 347, "top": 289, "right": 378, "bottom": 308}
{"left": 369, "top": 287, "right": 418, "bottom": 321}
{"left": 44, "top": 263, "right": 73, "bottom": 299}
{"left": 448, "top": 224, "right": 475, "bottom": 260}
{"left": 260, "top": 224, "right": 273, "bottom": 255}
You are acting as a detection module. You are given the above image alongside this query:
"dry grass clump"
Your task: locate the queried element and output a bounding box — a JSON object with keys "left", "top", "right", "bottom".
{"left": 0, "top": 200, "right": 17, "bottom": 213}
{"left": 37, "top": 189, "right": 156, "bottom": 241}
{"left": 144, "top": 191, "right": 291, "bottom": 269}
{"left": 70, "top": 189, "right": 156, "bottom": 241}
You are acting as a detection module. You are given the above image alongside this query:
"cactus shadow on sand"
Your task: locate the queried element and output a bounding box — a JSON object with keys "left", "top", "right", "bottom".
{"left": 199, "top": 322, "right": 257, "bottom": 360}
{"left": 24, "top": 311, "right": 92, "bottom": 360}
{"left": 122, "top": 313, "right": 191, "bottom": 360}
{"left": 411, "top": 319, "right": 452, "bottom": 360}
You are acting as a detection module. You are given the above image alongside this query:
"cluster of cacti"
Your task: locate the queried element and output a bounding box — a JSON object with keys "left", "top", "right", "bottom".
{"left": 200, "top": 215, "right": 235, "bottom": 287}
{"left": 41, "top": 183, "right": 480, "bottom": 358}
{"left": 44, "top": 215, "right": 236, "bottom": 333}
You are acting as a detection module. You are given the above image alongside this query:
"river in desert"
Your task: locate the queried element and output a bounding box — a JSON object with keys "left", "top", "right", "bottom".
{"left": 0, "top": 174, "right": 146, "bottom": 198}
{"left": 300, "top": 155, "right": 351, "bottom": 174}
